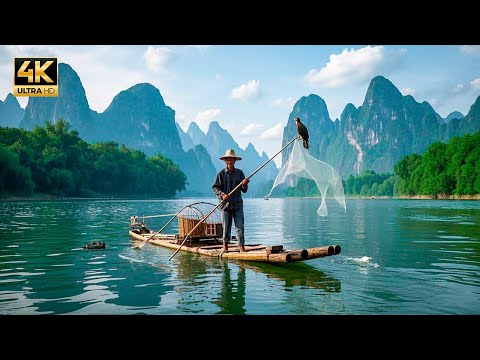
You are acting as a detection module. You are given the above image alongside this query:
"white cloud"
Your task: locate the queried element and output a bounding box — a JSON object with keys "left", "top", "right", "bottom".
{"left": 430, "top": 98, "right": 439, "bottom": 107}
{"left": 305, "top": 46, "right": 406, "bottom": 88}
{"left": 470, "top": 78, "right": 480, "bottom": 90}
{"left": 230, "top": 80, "right": 261, "bottom": 101}
{"left": 272, "top": 98, "right": 283, "bottom": 106}
{"left": 175, "top": 113, "right": 189, "bottom": 130}
{"left": 260, "top": 123, "right": 283, "bottom": 140}
{"left": 460, "top": 45, "right": 480, "bottom": 56}
{"left": 400, "top": 88, "right": 416, "bottom": 96}
{"left": 453, "top": 84, "right": 467, "bottom": 94}
{"left": 194, "top": 108, "right": 221, "bottom": 132}
{"left": 239, "top": 123, "right": 264, "bottom": 136}
{"left": 143, "top": 46, "right": 172, "bottom": 73}
{"left": 272, "top": 96, "right": 295, "bottom": 108}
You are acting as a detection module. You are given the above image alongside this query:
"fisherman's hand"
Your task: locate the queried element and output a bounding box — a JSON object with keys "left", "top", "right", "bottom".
{"left": 222, "top": 194, "right": 229, "bottom": 201}
{"left": 242, "top": 179, "right": 249, "bottom": 186}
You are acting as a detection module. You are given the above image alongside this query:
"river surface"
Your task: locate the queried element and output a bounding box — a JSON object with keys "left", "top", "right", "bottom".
{"left": 0, "top": 198, "right": 479, "bottom": 314}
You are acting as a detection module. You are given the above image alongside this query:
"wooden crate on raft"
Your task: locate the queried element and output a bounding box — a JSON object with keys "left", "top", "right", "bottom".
{"left": 205, "top": 222, "right": 223, "bottom": 237}
{"left": 178, "top": 215, "right": 223, "bottom": 238}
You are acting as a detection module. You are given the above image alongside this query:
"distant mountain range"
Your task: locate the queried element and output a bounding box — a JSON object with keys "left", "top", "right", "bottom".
{"left": 444, "top": 111, "right": 464, "bottom": 124}
{"left": 177, "top": 121, "right": 278, "bottom": 181}
{"left": 1, "top": 66, "right": 479, "bottom": 194}
{"left": 282, "top": 76, "right": 480, "bottom": 177}
{"left": 0, "top": 94, "right": 24, "bottom": 128}
{"left": 0, "top": 63, "right": 277, "bottom": 196}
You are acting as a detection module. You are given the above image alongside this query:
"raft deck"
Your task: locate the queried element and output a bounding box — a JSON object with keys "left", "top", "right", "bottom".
{"left": 129, "top": 230, "right": 341, "bottom": 263}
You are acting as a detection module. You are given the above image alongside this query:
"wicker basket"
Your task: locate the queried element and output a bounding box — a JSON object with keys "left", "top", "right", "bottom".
{"left": 178, "top": 216, "right": 206, "bottom": 238}
{"left": 176, "top": 202, "right": 224, "bottom": 239}
{"left": 178, "top": 215, "right": 223, "bottom": 238}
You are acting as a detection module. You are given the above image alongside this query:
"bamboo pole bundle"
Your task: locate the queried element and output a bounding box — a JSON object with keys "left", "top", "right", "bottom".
{"left": 306, "top": 246, "right": 334, "bottom": 259}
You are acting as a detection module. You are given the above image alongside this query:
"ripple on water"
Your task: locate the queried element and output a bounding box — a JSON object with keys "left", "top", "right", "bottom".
{"left": 410, "top": 215, "right": 468, "bottom": 223}
{"left": 82, "top": 276, "right": 126, "bottom": 285}
{"left": 0, "top": 278, "right": 27, "bottom": 284}
{"left": 84, "top": 285, "right": 108, "bottom": 291}
{"left": 51, "top": 264, "right": 74, "bottom": 267}
{"left": 438, "top": 235, "right": 470, "bottom": 239}
{"left": 414, "top": 240, "right": 474, "bottom": 244}
{"left": 0, "top": 271, "right": 45, "bottom": 277}
{"left": 134, "top": 283, "right": 156, "bottom": 288}
{"left": 85, "top": 270, "right": 105, "bottom": 276}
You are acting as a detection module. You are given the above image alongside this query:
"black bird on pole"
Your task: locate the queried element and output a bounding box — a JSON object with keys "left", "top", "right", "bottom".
{"left": 294, "top": 117, "right": 309, "bottom": 149}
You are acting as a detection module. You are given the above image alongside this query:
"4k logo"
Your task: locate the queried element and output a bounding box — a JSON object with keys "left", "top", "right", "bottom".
{"left": 14, "top": 57, "right": 58, "bottom": 97}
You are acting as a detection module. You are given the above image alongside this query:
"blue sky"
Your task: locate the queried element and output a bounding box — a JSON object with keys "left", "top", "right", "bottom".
{"left": 1, "top": 45, "right": 479, "bottom": 166}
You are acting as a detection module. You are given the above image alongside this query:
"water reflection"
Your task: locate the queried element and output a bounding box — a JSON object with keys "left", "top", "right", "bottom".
{"left": 393, "top": 201, "right": 480, "bottom": 283}
{"left": 167, "top": 247, "right": 341, "bottom": 314}
{"left": 240, "top": 261, "right": 341, "bottom": 292}
{"left": 213, "top": 261, "right": 246, "bottom": 315}
{"left": 2, "top": 198, "right": 479, "bottom": 314}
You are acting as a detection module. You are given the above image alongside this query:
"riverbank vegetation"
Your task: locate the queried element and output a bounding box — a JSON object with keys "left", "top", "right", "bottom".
{"left": 2, "top": 122, "right": 478, "bottom": 200}
{"left": 285, "top": 131, "right": 480, "bottom": 199}
{"left": 0, "top": 120, "right": 186, "bottom": 198}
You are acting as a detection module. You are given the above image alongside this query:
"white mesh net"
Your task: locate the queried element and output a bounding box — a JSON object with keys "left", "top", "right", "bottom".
{"left": 267, "top": 138, "right": 346, "bottom": 216}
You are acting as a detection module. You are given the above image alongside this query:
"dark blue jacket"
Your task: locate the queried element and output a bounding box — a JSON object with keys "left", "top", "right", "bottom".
{"left": 212, "top": 167, "right": 248, "bottom": 211}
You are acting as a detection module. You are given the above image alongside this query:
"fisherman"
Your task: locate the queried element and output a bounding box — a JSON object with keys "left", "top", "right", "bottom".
{"left": 212, "top": 149, "right": 250, "bottom": 253}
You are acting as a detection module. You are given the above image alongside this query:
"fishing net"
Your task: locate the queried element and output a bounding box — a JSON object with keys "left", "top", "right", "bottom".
{"left": 267, "top": 138, "right": 346, "bottom": 216}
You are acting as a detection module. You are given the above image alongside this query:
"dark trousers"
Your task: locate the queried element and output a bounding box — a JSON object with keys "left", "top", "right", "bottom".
{"left": 222, "top": 207, "right": 245, "bottom": 246}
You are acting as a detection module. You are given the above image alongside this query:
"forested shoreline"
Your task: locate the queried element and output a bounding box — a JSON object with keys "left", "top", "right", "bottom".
{"left": 2, "top": 122, "right": 479, "bottom": 200}
{"left": 285, "top": 131, "right": 480, "bottom": 199}
{"left": 0, "top": 120, "right": 186, "bottom": 198}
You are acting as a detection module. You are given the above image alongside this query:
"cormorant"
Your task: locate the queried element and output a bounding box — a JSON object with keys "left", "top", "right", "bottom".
{"left": 294, "top": 117, "right": 309, "bottom": 149}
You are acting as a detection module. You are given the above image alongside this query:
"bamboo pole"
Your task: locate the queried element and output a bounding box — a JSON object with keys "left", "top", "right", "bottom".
{"left": 169, "top": 135, "right": 300, "bottom": 261}
{"left": 304, "top": 245, "right": 342, "bottom": 259}
{"left": 333, "top": 245, "right": 342, "bottom": 255}
{"left": 139, "top": 214, "right": 178, "bottom": 219}
{"left": 306, "top": 246, "right": 334, "bottom": 259}
{"left": 286, "top": 250, "right": 308, "bottom": 262}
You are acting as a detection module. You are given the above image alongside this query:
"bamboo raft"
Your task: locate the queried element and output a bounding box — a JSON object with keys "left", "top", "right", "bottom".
{"left": 129, "top": 202, "right": 341, "bottom": 263}
{"left": 129, "top": 229, "right": 340, "bottom": 263}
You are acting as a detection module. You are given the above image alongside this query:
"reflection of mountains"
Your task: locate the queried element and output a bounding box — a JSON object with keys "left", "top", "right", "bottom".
{"left": 240, "top": 262, "right": 341, "bottom": 292}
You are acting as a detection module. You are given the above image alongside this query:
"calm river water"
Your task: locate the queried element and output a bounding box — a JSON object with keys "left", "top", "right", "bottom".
{"left": 0, "top": 198, "right": 479, "bottom": 314}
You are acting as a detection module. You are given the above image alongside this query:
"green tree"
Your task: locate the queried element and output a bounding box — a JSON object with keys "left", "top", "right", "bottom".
{"left": 0, "top": 143, "right": 34, "bottom": 195}
{"left": 418, "top": 142, "right": 452, "bottom": 196}
{"left": 446, "top": 134, "right": 477, "bottom": 195}
{"left": 50, "top": 168, "right": 75, "bottom": 195}
{"left": 1, "top": 121, "right": 187, "bottom": 198}
{"left": 394, "top": 153, "right": 422, "bottom": 195}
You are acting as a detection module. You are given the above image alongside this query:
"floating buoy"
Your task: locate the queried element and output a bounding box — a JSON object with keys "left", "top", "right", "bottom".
{"left": 84, "top": 241, "right": 106, "bottom": 249}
